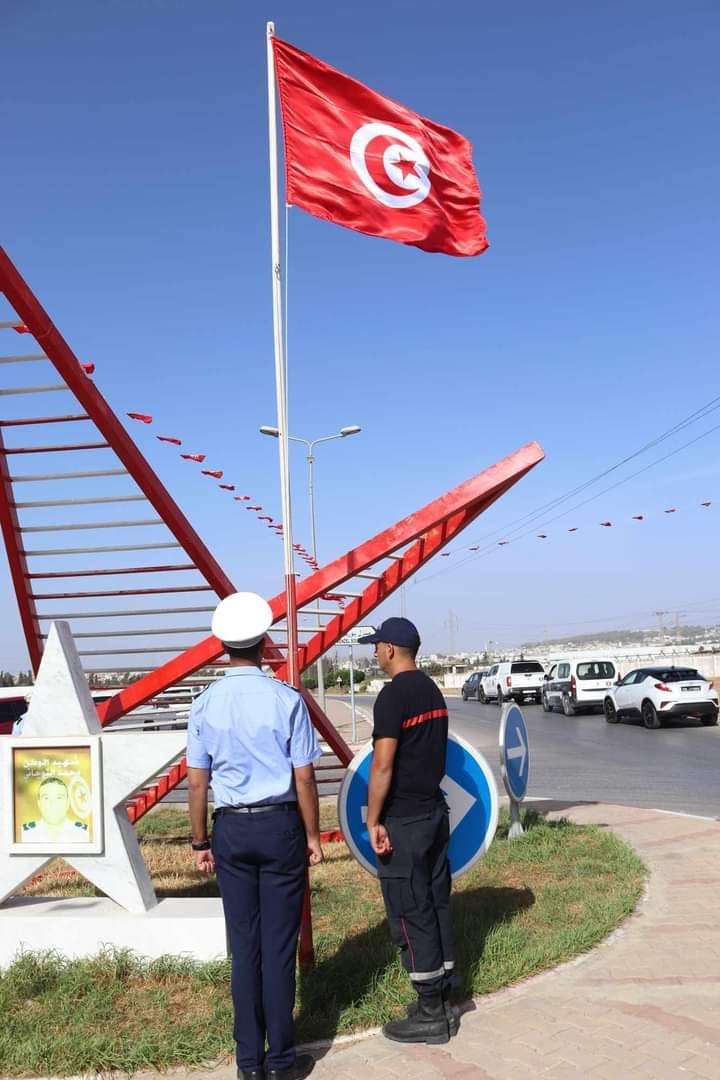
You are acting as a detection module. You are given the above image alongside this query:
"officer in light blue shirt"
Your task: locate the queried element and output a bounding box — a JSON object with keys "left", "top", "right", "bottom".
{"left": 186, "top": 592, "right": 321, "bottom": 1080}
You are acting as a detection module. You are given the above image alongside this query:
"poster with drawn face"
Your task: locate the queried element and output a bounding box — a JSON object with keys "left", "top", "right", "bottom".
{"left": 11, "top": 743, "right": 101, "bottom": 851}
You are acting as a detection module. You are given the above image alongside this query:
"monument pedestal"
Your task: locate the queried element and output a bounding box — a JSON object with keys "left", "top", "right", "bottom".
{"left": 0, "top": 896, "right": 228, "bottom": 966}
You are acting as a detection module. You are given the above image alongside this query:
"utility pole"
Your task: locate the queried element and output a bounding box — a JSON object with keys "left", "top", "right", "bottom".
{"left": 445, "top": 609, "right": 459, "bottom": 656}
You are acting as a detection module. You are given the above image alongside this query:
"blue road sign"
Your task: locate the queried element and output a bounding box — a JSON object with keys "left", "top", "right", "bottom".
{"left": 338, "top": 732, "right": 499, "bottom": 880}
{"left": 499, "top": 703, "right": 530, "bottom": 802}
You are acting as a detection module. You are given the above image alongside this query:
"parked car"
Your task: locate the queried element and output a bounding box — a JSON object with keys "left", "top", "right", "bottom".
{"left": 603, "top": 666, "right": 719, "bottom": 730}
{"left": 481, "top": 660, "right": 545, "bottom": 705}
{"left": 0, "top": 689, "right": 29, "bottom": 735}
{"left": 461, "top": 671, "right": 488, "bottom": 701}
{"left": 543, "top": 657, "right": 617, "bottom": 715}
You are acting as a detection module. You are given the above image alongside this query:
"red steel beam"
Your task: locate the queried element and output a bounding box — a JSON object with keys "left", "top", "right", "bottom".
{"left": 0, "top": 426, "right": 43, "bottom": 669}
{"left": 98, "top": 442, "right": 544, "bottom": 728}
{"left": 0, "top": 246, "right": 235, "bottom": 602}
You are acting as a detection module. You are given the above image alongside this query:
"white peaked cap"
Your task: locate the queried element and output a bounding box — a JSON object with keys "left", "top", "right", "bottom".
{"left": 211, "top": 592, "right": 273, "bottom": 648}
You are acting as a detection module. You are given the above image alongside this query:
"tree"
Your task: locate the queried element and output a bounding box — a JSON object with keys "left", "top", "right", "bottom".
{"left": 301, "top": 672, "right": 318, "bottom": 691}
{"left": 15, "top": 671, "right": 33, "bottom": 686}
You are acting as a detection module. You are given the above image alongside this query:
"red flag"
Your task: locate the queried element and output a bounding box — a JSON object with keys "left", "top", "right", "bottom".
{"left": 273, "top": 38, "right": 488, "bottom": 257}
{"left": 157, "top": 435, "right": 182, "bottom": 445}
{"left": 181, "top": 452, "right": 206, "bottom": 462}
{"left": 201, "top": 469, "right": 223, "bottom": 479}
{"left": 13, "top": 324, "right": 30, "bottom": 334}
{"left": 81, "top": 363, "right": 95, "bottom": 375}
{"left": 127, "top": 412, "right": 153, "bottom": 424}
{"left": 219, "top": 483, "right": 236, "bottom": 491}
{"left": 234, "top": 495, "right": 251, "bottom": 501}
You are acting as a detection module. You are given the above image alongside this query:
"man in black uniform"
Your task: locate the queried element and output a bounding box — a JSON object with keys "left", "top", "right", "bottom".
{"left": 360, "top": 617, "right": 457, "bottom": 1045}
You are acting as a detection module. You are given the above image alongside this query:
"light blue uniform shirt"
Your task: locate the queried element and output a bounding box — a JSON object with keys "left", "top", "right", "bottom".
{"left": 186, "top": 667, "right": 321, "bottom": 808}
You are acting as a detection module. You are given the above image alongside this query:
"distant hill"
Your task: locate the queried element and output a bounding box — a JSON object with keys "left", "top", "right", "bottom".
{"left": 524, "top": 624, "right": 712, "bottom": 650}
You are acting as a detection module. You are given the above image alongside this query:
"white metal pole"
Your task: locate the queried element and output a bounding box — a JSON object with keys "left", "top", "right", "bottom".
{"left": 307, "top": 446, "right": 326, "bottom": 709}
{"left": 349, "top": 641, "right": 357, "bottom": 743}
{"left": 266, "top": 21, "right": 299, "bottom": 685}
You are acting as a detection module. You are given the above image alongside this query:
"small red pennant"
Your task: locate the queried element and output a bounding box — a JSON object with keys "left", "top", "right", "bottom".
{"left": 127, "top": 412, "right": 153, "bottom": 424}
{"left": 219, "top": 484, "right": 236, "bottom": 491}
{"left": 13, "top": 325, "right": 30, "bottom": 334}
{"left": 201, "top": 469, "right": 223, "bottom": 479}
{"left": 181, "top": 453, "right": 206, "bottom": 462}
{"left": 81, "top": 363, "right": 95, "bottom": 375}
{"left": 157, "top": 435, "right": 182, "bottom": 445}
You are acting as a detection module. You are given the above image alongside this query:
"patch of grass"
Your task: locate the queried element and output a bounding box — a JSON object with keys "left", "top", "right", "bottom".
{"left": 4, "top": 809, "right": 645, "bottom": 1076}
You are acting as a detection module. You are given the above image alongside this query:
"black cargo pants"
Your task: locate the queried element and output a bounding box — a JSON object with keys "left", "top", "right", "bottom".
{"left": 377, "top": 799, "right": 455, "bottom": 996}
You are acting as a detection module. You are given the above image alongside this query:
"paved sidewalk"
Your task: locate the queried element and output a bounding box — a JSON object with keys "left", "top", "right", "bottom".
{"left": 163, "top": 802, "right": 720, "bottom": 1080}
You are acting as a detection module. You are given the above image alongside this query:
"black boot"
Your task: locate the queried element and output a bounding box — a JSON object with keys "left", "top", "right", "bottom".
{"left": 406, "top": 993, "right": 460, "bottom": 1036}
{"left": 383, "top": 991, "right": 450, "bottom": 1045}
{"left": 266, "top": 1053, "right": 315, "bottom": 1079}
{"left": 237, "top": 1070, "right": 264, "bottom": 1080}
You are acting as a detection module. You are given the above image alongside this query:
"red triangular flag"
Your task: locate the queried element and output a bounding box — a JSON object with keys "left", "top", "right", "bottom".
{"left": 127, "top": 412, "right": 153, "bottom": 424}
{"left": 157, "top": 435, "right": 182, "bottom": 445}
{"left": 219, "top": 484, "right": 236, "bottom": 491}
{"left": 181, "top": 453, "right": 206, "bottom": 463}
{"left": 201, "top": 469, "right": 223, "bottom": 479}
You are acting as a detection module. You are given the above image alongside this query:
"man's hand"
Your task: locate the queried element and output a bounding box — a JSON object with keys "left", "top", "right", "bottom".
{"left": 307, "top": 835, "right": 324, "bottom": 866}
{"left": 194, "top": 849, "right": 215, "bottom": 875}
{"left": 369, "top": 823, "right": 392, "bottom": 856}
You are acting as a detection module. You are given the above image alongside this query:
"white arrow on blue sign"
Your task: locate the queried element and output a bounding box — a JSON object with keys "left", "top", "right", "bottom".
{"left": 499, "top": 703, "right": 530, "bottom": 803}
{"left": 337, "top": 732, "right": 499, "bottom": 880}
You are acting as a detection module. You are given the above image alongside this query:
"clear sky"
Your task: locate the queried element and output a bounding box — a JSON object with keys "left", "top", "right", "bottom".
{"left": 1, "top": 0, "right": 719, "bottom": 666}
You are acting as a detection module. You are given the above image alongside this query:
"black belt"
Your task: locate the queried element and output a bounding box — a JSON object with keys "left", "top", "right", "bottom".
{"left": 214, "top": 801, "right": 297, "bottom": 817}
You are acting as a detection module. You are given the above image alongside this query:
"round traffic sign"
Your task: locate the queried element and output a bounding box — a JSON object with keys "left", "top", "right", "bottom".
{"left": 338, "top": 732, "right": 499, "bottom": 880}
{"left": 499, "top": 703, "right": 530, "bottom": 802}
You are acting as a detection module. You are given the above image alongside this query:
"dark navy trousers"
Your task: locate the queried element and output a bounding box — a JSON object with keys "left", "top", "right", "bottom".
{"left": 377, "top": 801, "right": 455, "bottom": 997}
{"left": 212, "top": 806, "right": 306, "bottom": 1071}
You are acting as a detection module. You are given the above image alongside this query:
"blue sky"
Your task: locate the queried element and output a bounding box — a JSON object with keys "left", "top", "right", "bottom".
{"left": 1, "top": 0, "right": 719, "bottom": 666}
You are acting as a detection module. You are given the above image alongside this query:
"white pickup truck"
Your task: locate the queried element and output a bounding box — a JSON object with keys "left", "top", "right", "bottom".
{"left": 481, "top": 660, "right": 545, "bottom": 705}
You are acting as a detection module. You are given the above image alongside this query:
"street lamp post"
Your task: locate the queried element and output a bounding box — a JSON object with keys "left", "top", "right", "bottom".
{"left": 260, "top": 424, "right": 361, "bottom": 709}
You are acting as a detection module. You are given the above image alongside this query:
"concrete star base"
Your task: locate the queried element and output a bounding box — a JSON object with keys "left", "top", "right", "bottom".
{"left": 0, "top": 895, "right": 228, "bottom": 966}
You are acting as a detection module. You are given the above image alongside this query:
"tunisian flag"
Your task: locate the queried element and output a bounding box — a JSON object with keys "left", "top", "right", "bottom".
{"left": 272, "top": 38, "right": 488, "bottom": 257}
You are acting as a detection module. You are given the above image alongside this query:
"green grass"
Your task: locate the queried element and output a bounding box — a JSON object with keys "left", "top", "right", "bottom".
{"left": 1, "top": 808, "right": 646, "bottom": 1077}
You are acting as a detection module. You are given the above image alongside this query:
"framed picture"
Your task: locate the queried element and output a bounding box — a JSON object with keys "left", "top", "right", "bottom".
{"left": 2, "top": 737, "right": 103, "bottom": 855}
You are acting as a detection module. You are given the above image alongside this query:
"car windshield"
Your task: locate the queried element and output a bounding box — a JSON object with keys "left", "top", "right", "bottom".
{"left": 577, "top": 662, "right": 615, "bottom": 680}
{"left": 649, "top": 668, "right": 704, "bottom": 683}
{"left": 511, "top": 662, "right": 544, "bottom": 673}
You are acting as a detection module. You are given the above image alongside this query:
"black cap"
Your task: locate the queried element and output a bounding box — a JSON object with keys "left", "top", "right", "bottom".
{"left": 358, "top": 617, "right": 421, "bottom": 649}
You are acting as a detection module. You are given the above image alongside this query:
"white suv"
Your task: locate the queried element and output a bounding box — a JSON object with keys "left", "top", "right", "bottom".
{"left": 603, "top": 666, "right": 719, "bottom": 730}
{"left": 480, "top": 660, "right": 545, "bottom": 705}
{"left": 543, "top": 657, "right": 617, "bottom": 716}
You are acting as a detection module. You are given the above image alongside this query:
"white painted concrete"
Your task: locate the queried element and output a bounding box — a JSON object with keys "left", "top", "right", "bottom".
{"left": 0, "top": 622, "right": 187, "bottom": 912}
{"left": 0, "top": 895, "right": 228, "bottom": 966}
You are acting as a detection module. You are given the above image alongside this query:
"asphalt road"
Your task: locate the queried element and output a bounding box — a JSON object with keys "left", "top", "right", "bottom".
{"left": 159, "top": 693, "right": 720, "bottom": 819}
{"left": 446, "top": 694, "right": 720, "bottom": 819}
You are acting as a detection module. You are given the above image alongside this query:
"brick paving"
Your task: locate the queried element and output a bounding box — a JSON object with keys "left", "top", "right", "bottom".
{"left": 159, "top": 802, "right": 720, "bottom": 1080}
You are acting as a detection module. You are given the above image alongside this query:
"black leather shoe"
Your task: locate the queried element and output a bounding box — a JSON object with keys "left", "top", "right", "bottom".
{"left": 266, "top": 1052, "right": 315, "bottom": 1079}
{"left": 237, "top": 1069, "right": 264, "bottom": 1080}
{"left": 383, "top": 993, "right": 450, "bottom": 1045}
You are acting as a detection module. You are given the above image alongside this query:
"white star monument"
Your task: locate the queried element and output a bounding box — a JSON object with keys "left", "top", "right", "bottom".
{"left": 0, "top": 621, "right": 187, "bottom": 913}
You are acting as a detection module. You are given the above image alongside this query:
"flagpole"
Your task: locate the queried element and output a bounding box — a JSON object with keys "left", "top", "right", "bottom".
{"left": 266, "top": 20, "right": 299, "bottom": 686}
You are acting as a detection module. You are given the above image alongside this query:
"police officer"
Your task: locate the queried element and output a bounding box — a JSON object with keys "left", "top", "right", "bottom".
{"left": 187, "top": 592, "right": 322, "bottom": 1080}
{"left": 360, "top": 617, "right": 458, "bottom": 1045}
